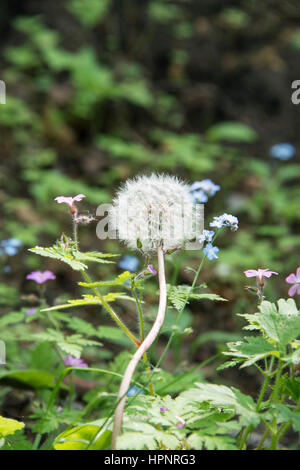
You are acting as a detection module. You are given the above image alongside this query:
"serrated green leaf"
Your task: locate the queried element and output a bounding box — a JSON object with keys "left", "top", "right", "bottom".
{"left": 256, "top": 300, "right": 300, "bottom": 347}
{"left": 167, "top": 284, "right": 226, "bottom": 312}
{"left": 187, "top": 432, "right": 237, "bottom": 450}
{"left": 182, "top": 383, "right": 260, "bottom": 427}
{"left": 79, "top": 271, "right": 134, "bottom": 287}
{"left": 29, "top": 245, "right": 87, "bottom": 270}
{"left": 223, "top": 336, "right": 278, "bottom": 368}
{"left": 29, "top": 245, "right": 117, "bottom": 271}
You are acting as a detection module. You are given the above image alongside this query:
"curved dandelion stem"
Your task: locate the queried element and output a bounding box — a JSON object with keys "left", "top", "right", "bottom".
{"left": 111, "top": 245, "right": 167, "bottom": 449}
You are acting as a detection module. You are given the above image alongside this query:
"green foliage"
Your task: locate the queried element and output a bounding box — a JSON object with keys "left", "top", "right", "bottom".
{"left": 31, "top": 329, "right": 100, "bottom": 357}
{"left": 29, "top": 243, "right": 116, "bottom": 271}
{"left": 206, "top": 122, "right": 257, "bottom": 143}
{"left": 182, "top": 383, "right": 259, "bottom": 428}
{"left": 67, "top": 0, "right": 111, "bottom": 27}
{"left": 79, "top": 271, "right": 134, "bottom": 287}
{"left": 167, "top": 284, "right": 227, "bottom": 311}
{"left": 221, "top": 299, "right": 300, "bottom": 369}
{"left": 1, "top": 0, "right": 300, "bottom": 452}
{"left": 117, "top": 392, "right": 238, "bottom": 450}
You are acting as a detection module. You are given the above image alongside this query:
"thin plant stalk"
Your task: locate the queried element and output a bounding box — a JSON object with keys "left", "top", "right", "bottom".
{"left": 111, "top": 245, "right": 167, "bottom": 449}
{"left": 80, "top": 270, "right": 140, "bottom": 347}
{"left": 131, "top": 286, "right": 155, "bottom": 396}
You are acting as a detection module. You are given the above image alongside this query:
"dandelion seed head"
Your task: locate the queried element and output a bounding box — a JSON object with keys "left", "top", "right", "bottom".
{"left": 109, "top": 174, "right": 199, "bottom": 254}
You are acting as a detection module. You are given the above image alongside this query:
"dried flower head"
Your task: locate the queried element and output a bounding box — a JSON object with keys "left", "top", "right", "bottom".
{"left": 109, "top": 174, "right": 199, "bottom": 254}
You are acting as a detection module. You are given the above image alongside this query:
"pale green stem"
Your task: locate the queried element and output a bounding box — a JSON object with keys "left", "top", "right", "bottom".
{"left": 80, "top": 270, "right": 140, "bottom": 347}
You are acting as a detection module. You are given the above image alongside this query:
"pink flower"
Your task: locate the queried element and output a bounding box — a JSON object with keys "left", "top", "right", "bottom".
{"left": 26, "top": 270, "right": 56, "bottom": 284}
{"left": 175, "top": 417, "right": 186, "bottom": 428}
{"left": 25, "top": 308, "right": 37, "bottom": 316}
{"left": 54, "top": 194, "right": 85, "bottom": 214}
{"left": 244, "top": 269, "right": 278, "bottom": 285}
{"left": 147, "top": 265, "right": 157, "bottom": 275}
{"left": 286, "top": 267, "right": 300, "bottom": 297}
{"left": 64, "top": 355, "right": 88, "bottom": 368}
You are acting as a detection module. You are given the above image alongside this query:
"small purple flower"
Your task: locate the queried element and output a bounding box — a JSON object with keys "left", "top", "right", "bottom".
{"left": 199, "top": 230, "right": 215, "bottom": 244}
{"left": 64, "top": 355, "right": 88, "bottom": 368}
{"left": 25, "top": 308, "right": 37, "bottom": 316}
{"left": 175, "top": 417, "right": 186, "bottom": 428}
{"left": 119, "top": 255, "right": 139, "bottom": 272}
{"left": 203, "top": 243, "right": 219, "bottom": 260}
{"left": 147, "top": 265, "right": 157, "bottom": 275}
{"left": 269, "top": 143, "right": 295, "bottom": 161}
{"left": 57, "top": 406, "right": 63, "bottom": 413}
{"left": 286, "top": 267, "right": 300, "bottom": 297}
{"left": 26, "top": 270, "right": 56, "bottom": 284}
{"left": 160, "top": 407, "right": 169, "bottom": 413}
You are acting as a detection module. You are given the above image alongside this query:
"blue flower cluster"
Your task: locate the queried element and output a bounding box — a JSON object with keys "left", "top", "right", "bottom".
{"left": 269, "top": 143, "right": 295, "bottom": 161}
{"left": 0, "top": 238, "right": 23, "bottom": 257}
{"left": 210, "top": 213, "right": 239, "bottom": 231}
{"left": 189, "top": 179, "right": 220, "bottom": 204}
{"left": 199, "top": 213, "right": 239, "bottom": 261}
{"left": 118, "top": 255, "right": 140, "bottom": 272}
{"left": 199, "top": 229, "right": 215, "bottom": 243}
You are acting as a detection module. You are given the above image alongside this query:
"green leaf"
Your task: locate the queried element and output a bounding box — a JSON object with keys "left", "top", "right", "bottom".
{"left": 255, "top": 300, "right": 300, "bottom": 347}
{"left": 275, "top": 404, "right": 300, "bottom": 433}
{"left": 166, "top": 284, "right": 227, "bottom": 312}
{"left": 29, "top": 244, "right": 116, "bottom": 271}
{"left": 0, "top": 369, "right": 55, "bottom": 389}
{"left": 67, "top": 0, "right": 111, "bottom": 27}
{"left": 206, "top": 121, "right": 257, "bottom": 143}
{"left": 0, "top": 312, "right": 24, "bottom": 327}
{"left": 29, "top": 245, "right": 87, "bottom": 270}
{"left": 79, "top": 271, "right": 134, "bottom": 288}
{"left": 54, "top": 420, "right": 111, "bottom": 450}
{"left": 187, "top": 432, "right": 237, "bottom": 450}
{"left": 96, "top": 326, "right": 132, "bottom": 346}
{"left": 72, "top": 251, "right": 117, "bottom": 265}
{"left": 193, "top": 293, "right": 228, "bottom": 302}
{"left": 0, "top": 416, "right": 24, "bottom": 438}
{"left": 43, "top": 292, "right": 134, "bottom": 313}
{"left": 117, "top": 421, "right": 179, "bottom": 450}
{"left": 182, "top": 383, "right": 260, "bottom": 427}
{"left": 223, "top": 336, "right": 278, "bottom": 368}
{"left": 64, "top": 317, "right": 98, "bottom": 337}
{"left": 31, "top": 328, "right": 100, "bottom": 357}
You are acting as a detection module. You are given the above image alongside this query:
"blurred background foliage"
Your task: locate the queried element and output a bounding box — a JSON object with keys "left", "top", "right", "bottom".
{"left": 0, "top": 0, "right": 300, "bottom": 394}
